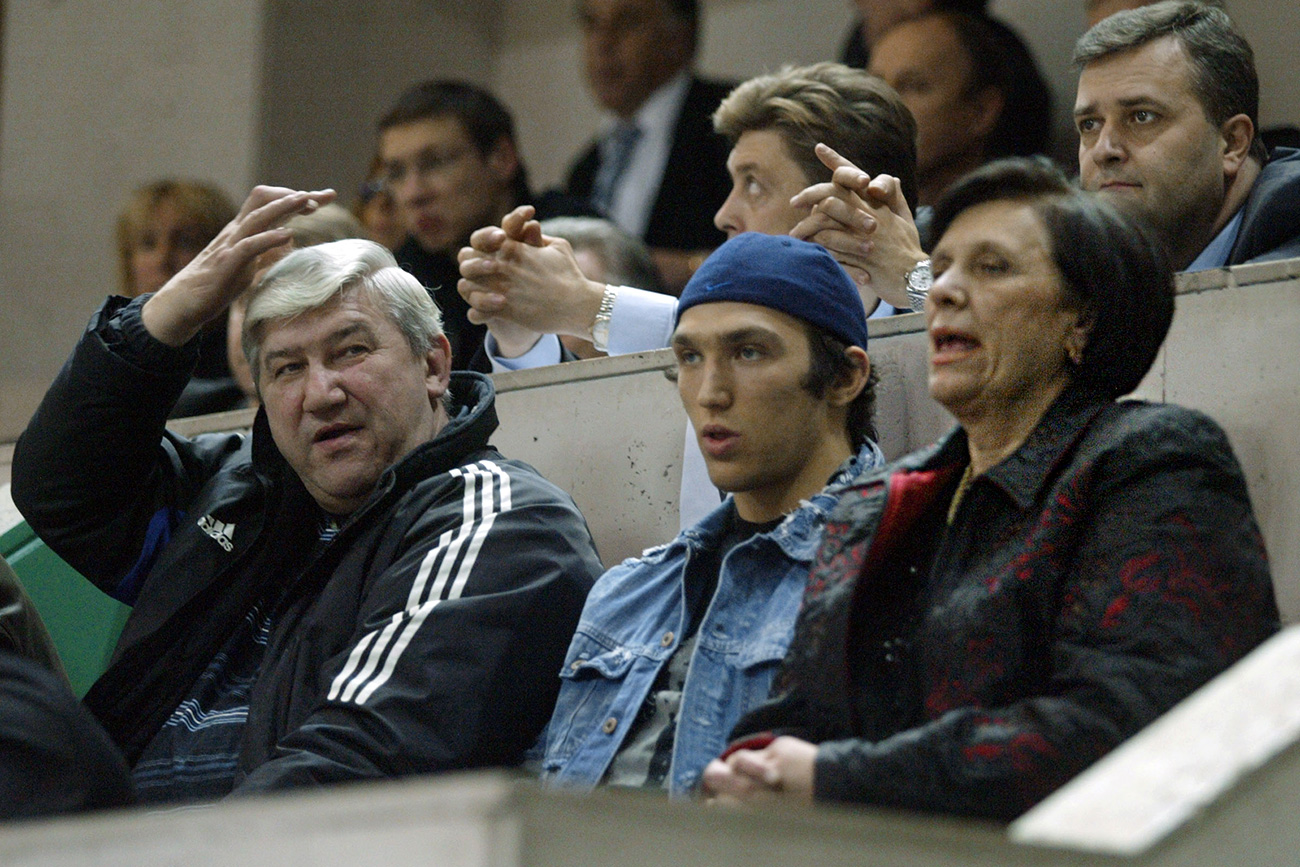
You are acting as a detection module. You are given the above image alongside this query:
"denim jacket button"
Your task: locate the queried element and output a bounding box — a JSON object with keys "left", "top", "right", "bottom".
{"left": 570, "top": 659, "right": 583, "bottom": 671}
{"left": 661, "top": 631, "right": 674, "bottom": 647}
{"left": 602, "top": 717, "right": 618, "bottom": 734}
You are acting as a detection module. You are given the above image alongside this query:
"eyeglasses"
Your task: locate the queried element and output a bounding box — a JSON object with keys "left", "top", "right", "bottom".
{"left": 381, "top": 146, "right": 474, "bottom": 190}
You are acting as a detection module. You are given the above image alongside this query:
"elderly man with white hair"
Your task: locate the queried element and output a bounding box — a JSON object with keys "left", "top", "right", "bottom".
{"left": 12, "top": 186, "right": 601, "bottom": 806}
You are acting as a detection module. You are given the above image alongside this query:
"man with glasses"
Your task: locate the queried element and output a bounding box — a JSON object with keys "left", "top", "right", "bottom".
{"left": 378, "top": 80, "right": 592, "bottom": 369}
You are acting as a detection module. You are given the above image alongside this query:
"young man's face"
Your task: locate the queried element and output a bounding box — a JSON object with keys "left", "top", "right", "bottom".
{"left": 713, "top": 130, "right": 812, "bottom": 238}
{"left": 257, "top": 292, "right": 450, "bottom": 514}
{"left": 580, "top": 0, "right": 693, "bottom": 117}
{"left": 379, "top": 115, "right": 515, "bottom": 255}
{"left": 671, "top": 302, "right": 853, "bottom": 523}
{"left": 1074, "top": 37, "right": 1232, "bottom": 265}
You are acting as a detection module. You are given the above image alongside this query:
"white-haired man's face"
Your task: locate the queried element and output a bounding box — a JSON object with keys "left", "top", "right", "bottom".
{"left": 257, "top": 293, "right": 450, "bottom": 514}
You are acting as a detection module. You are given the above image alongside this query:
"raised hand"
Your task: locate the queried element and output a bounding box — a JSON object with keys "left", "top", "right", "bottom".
{"left": 142, "top": 185, "right": 336, "bottom": 347}
{"left": 789, "top": 143, "right": 925, "bottom": 312}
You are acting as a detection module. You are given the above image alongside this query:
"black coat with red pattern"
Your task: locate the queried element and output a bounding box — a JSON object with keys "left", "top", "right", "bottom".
{"left": 729, "top": 388, "right": 1279, "bottom": 820}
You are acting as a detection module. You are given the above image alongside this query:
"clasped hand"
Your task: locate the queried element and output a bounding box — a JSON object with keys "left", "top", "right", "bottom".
{"left": 789, "top": 143, "right": 926, "bottom": 312}
{"left": 700, "top": 736, "right": 818, "bottom": 807}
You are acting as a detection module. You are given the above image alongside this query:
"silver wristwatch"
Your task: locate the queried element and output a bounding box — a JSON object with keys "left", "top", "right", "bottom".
{"left": 905, "top": 258, "right": 932, "bottom": 312}
{"left": 590, "top": 285, "right": 618, "bottom": 352}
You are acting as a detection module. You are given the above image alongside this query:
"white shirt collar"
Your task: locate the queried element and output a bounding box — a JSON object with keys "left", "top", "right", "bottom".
{"left": 626, "top": 69, "right": 692, "bottom": 138}
{"left": 601, "top": 70, "right": 693, "bottom": 238}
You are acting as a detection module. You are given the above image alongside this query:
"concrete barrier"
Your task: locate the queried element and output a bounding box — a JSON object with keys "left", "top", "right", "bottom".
{"left": 492, "top": 261, "right": 1300, "bottom": 614}
{"left": 7, "top": 259, "right": 1295, "bottom": 606}
{"left": 0, "top": 261, "right": 1299, "bottom": 863}
{"left": 489, "top": 313, "right": 954, "bottom": 567}
{"left": 1130, "top": 257, "right": 1300, "bottom": 621}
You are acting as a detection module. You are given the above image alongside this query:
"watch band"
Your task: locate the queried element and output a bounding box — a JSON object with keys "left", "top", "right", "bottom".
{"left": 590, "top": 285, "right": 618, "bottom": 353}
{"left": 905, "top": 258, "right": 932, "bottom": 312}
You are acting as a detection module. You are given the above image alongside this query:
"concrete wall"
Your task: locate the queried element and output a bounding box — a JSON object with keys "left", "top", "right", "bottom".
{"left": 0, "top": 1, "right": 265, "bottom": 441}
{"left": 0, "top": 1, "right": 498, "bottom": 443}
{"left": 1234, "top": 0, "right": 1300, "bottom": 136}
{"left": 256, "top": 0, "right": 500, "bottom": 193}
{"left": 1130, "top": 258, "right": 1300, "bottom": 622}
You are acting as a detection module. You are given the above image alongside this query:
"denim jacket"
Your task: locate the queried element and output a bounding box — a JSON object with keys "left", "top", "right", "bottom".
{"left": 540, "top": 441, "right": 884, "bottom": 796}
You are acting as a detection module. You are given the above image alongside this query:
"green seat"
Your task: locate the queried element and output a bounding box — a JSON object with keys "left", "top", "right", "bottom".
{"left": 0, "top": 521, "right": 130, "bottom": 697}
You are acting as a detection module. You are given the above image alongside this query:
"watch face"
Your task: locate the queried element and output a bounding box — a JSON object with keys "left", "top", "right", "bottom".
{"left": 906, "top": 261, "right": 931, "bottom": 312}
{"left": 908, "top": 261, "right": 932, "bottom": 289}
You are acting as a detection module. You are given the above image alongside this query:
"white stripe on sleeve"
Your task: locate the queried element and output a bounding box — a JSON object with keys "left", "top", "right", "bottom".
{"left": 328, "top": 461, "right": 513, "bottom": 706}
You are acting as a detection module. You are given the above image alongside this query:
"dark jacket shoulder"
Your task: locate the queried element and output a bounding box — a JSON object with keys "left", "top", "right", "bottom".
{"left": 567, "top": 74, "right": 734, "bottom": 251}
{"left": 1228, "top": 146, "right": 1300, "bottom": 265}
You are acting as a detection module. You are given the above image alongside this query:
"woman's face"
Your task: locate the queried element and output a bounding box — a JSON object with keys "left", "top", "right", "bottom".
{"left": 925, "top": 199, "right": 1087, "bottom": 425}
{"left": 128, "top": 197, "right": 209, "bottom": 296}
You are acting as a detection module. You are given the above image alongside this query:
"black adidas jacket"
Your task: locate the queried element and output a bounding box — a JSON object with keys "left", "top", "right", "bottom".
{"left": 12, "top": 295, "right": 602, "bottom": 795}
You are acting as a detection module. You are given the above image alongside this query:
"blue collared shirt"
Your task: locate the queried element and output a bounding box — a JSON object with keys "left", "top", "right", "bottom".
{"left": 1185, "top": 210, "right": 1244, "bottom": 272}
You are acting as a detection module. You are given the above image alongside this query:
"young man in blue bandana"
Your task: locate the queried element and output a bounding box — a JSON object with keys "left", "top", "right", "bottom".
{"left": 539, "top": 232, "right": 885, "bottom": 795}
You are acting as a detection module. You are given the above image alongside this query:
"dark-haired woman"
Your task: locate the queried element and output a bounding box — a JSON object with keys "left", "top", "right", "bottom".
{"left": 702, "top": 158, "right": 1279, "bottom": 820}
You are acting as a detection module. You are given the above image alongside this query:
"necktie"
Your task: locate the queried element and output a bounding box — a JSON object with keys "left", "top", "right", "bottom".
{"left": 591, "top": 121, "right": 641, "bottom": 217}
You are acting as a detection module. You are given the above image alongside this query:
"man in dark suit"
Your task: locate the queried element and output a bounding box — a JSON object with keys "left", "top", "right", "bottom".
{"left": 568, "top": 0, "right": 733, "bottom": 291}
{"left": 1074, "top": 2, "right": 1300, "bottom": 271}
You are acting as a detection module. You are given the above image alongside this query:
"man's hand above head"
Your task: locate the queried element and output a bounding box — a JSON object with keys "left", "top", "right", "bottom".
{"left": 141, "top": 186, "right": 337, "bottom": 348}
{"left": 789, "top": 144, "right": 926, "bottom": 312}
{"left": 457, "top": 206, "right": 608, "bottom": 342}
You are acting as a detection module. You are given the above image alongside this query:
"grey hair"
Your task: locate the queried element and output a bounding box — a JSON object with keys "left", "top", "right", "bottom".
{"left": 282, "top": 203, "right": 367, "bottom": 248}
{"left": 539, "top": 216, "right": 665, "bottom": 293}
{"left": 242, "top": 238, "right": 443, "bottom": 384}
{"left": 1074, "top": 1, "right": 1265, "bottom": 163}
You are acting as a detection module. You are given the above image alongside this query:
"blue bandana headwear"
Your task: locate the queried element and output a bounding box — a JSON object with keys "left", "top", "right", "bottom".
{"left": 675, "top": 233, "right": 869, "bottom": 350}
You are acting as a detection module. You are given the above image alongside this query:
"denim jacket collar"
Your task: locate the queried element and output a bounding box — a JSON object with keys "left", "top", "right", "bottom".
{"left": 663, "top": 439, "right": 887, "bottom": 563}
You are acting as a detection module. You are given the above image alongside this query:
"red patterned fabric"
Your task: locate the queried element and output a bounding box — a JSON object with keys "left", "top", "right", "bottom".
{"left": 728, "top": 389, "right": 1279, "bottom": 820}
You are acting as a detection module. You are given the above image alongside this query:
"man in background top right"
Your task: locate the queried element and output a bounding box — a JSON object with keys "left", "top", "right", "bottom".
{"left": 1074, "top": 1, "right": 1300, "bottom": 272}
